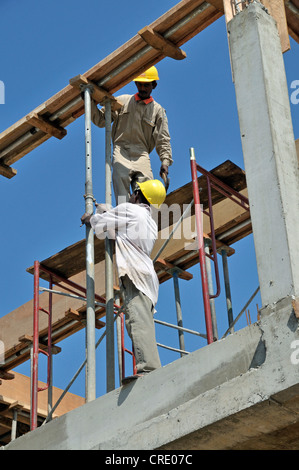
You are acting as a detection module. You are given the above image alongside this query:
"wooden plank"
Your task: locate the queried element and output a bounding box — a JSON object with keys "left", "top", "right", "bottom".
{"left": 0, "top": 0, "right": 222, "bottom": 173}
{"left": 0, "top": 0, "right": 298, "bottom": 176}
{"left": 138, "top": 26, "right": 187, "bottom": 60}
{"left": 0, "top": 370, "right": 14, "bottom": 380}
{"left": 65, "top": 308, "right": 106, "bottom": 329}
{"left": 155, "top": 257, "right": 193, "bottom": 280}
{"left": 0, "top": 371, "right": 85, "bottom": 419}
{"left": 25, "top": 113, "right": 67, "bottom": 140}
{"left": 3, "top": 133, "right": 51, "bottom": 167}
{"left": 0, "top": 161, "right": 250, "bottom": 369}
{"left": 262, "top": 0, "right": 290, "bottom": 52}
{"left": 25, "top": 160, "right": 247, "bottom": 281}
{"left": 0, "top": 162, "right": 17, "bottom": 179}
{"left": 69, "top": 75, "right": 123, "bottom": 110}
{"left": 207, "top": 0, "right": 224, "bottom": 12}
{"left": 18, "top": 334, "right": 61, "bottom": 354}
{"left": 224, "top": 0, "right": 292, "bottom": 52}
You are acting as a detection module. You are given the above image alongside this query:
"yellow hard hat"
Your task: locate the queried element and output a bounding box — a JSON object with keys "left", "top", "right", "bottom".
{"left": 133, "top": 66, "right": 159, "bottom": 83}
{"left": 137, "top": 179, "right": 166, "bottom": 207}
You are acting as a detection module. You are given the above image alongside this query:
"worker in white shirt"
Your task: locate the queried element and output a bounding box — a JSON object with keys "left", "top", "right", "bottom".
{"left": 81, "top": 179, "right": 166, "bottom": 383}
{"left": 90, "top": 66, "right": 172, "bottom": 204}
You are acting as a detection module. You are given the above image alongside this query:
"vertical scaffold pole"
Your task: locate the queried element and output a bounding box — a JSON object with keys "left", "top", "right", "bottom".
{"left": 190, "top": 147, "right": 214, "bottom": 344}
{"left": 204, "top": 239, "right": 218, "bottom": 340}
{"left": 221, "top": 248, "right": 234, "bottom": 331}
{"left": 31, "top": 260, "right": 40, "bottom": 430}
{"left": 104, "top": 98, "right": 115, "bottom": 392}
{"left": 172, "top": 270, "right": 185, "bottom": 356}
{"left": 47, "top": 276, "right": 53, "bottom": 418}
{"left": 84, "top": 87, "right": 96, "bottom": 402}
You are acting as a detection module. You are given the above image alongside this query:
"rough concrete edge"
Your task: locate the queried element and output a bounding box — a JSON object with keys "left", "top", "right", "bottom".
{"left": 92, "top": 368, "right": 269, "bottom": 450}
{"left": 93, "top": 300, "right": 299, "bottom": 450}
{"left": 1, "top": 320, "right": 264, "bottom": 451}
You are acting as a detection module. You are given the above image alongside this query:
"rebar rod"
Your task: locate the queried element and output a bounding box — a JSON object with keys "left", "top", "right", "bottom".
{"left": 154, "top": 319, "right": 206, "bottom": 339}
{"left": 156, "top": 342, "right": 189, "bottom": 355}
{"left": 221, "top": 286, "right": 260, "bottom": 338}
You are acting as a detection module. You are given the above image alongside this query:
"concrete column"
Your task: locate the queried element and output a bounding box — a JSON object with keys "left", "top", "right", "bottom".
{"left": 228, "top": 2, "right": 299, "bottom": 306}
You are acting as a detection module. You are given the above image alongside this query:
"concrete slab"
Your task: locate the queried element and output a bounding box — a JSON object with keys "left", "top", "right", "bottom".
{"left": 2, "top": 295, "right": 299, "bottom": 450}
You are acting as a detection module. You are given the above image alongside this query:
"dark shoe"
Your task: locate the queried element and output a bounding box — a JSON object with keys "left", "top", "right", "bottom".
{"left": 121, "top": 374, "right": 144, "bottom": 385}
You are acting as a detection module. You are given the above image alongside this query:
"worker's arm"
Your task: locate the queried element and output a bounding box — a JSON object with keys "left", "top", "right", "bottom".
{"left": 91, "top": 95, "right": 126, "bottom": 128}
{"left": 154, "top": 108, "right": 173, "bottom": 176}
{"left": 90, "top": 100, "right": 106, "bottom": 128}
{"left": 89, "top": 204, "right": 128, "bottom": 240}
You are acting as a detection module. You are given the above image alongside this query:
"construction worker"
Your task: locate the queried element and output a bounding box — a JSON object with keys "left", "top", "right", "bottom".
{"left": 81, "top": 179, "right": 166, "bottom": 384}
{"left": 90, "top": 66, "right": 172, "bottom": 204}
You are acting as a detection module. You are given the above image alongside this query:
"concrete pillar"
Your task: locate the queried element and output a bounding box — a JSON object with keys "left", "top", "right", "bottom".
{"left": 228, "top": 2, "right": 299, "bottom": 307}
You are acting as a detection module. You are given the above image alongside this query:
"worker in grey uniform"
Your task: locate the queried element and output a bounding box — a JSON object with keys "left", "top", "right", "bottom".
{"left": 81, "top": 179, "right": 167, "bottom": 383}
{"left": 90, "top": 66, "right": 173, "bottom": 204}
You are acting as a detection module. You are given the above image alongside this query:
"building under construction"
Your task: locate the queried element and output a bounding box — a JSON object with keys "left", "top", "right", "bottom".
{"left": 1, "top": 0, "right": 299, "bottom": 450}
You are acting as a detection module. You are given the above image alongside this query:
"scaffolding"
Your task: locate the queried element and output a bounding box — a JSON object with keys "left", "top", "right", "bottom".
{"left": 2, "top": 0, "right": 291, "bottom": 440}
{"left": 0, "top": 83, "right": 258, "bottom": 435}
{"left": 28, "top": 89, "right": 255, "bottom": 430}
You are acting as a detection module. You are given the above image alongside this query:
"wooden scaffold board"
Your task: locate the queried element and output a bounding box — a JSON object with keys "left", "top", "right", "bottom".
{"left": 0, "top": 0, "right": 298, "bottom": 178}
{"left": 0, "top": 160, "right": 250, "bottom": 372}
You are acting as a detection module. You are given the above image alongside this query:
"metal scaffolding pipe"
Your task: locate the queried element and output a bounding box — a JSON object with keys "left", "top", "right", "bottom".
{"left": 43, "top": 307, "right": 123, "bottom": 425}
{"left": 11, "top": 409, "right": 18, "bottom": 441}
{"left": 221, "top": 249, "right": 234, "bottom": 331}
{"left": 47, "top": 277, "right": 53, "bottom": 420}
{"left": 172, "top": 270, "right": 185, "bottom": 356}
{"left": 190, "top": 148, "right": 214, "bottom": 344}
{"left": 153, "top": 199, "right": 194, "bottom": 264}
{"left": 204, "top": 240, "right": 218, "bottom": 340}
{"left": 104, "top": 98, "right": 115, "bottom": 392}
{"left": 30, "top": 260, "right": 40, "bottom": 430}
{"left": 84, "top": 87, "right": 96, "bottom": 402}
{"left": 0, "top": 3, "right": 212, "bottom": 162}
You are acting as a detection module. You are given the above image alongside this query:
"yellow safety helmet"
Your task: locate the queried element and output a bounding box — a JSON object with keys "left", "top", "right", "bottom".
{"left": 133, "top": 66, "right": 159, "bottom": 83}
{"left": 137, "top": 179, "right": 166, "bottom": 207}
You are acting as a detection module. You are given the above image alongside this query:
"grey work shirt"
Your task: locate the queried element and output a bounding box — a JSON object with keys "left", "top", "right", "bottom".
{"left": 91, "top": 94, "right": 173, "bottom": 167}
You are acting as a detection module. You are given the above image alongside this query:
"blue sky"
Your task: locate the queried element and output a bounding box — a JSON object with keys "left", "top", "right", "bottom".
{"left": 0, "top": 1, "right": 298, "bottom": 399}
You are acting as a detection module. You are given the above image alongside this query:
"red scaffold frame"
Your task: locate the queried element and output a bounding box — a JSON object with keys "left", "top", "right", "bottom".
{"left": 190, "top": 148, "right": 250, "bottom": 345}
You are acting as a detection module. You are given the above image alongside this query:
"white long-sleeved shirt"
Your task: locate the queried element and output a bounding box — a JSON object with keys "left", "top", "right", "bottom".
{"left": 90, "top": 202, "right": 159, "bottom": 306}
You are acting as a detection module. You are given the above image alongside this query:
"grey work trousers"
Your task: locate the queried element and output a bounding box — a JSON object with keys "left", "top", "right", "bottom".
{"left": 120, "top": 275, "right": 161, "bottom": 374}
{"left": 112, "top": 148, "right": 154, "bottom": 203}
